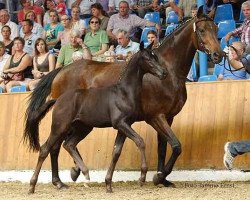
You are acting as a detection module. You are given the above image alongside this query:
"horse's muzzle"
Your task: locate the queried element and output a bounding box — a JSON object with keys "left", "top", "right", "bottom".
{"left": 159, "top": 69, "right": 168, "bottom": 80}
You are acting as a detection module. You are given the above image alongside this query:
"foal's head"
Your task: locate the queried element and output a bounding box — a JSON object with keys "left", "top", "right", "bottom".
{"left": 138, "top": 42, "right": 167, "bottom": 80}
{"left": 192, "top": 6, "right": 224, "bottom": 63}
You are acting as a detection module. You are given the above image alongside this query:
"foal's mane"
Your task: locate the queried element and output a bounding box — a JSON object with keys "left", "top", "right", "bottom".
{"left": 117, "top": 50, "right": 141, "bottom": 82}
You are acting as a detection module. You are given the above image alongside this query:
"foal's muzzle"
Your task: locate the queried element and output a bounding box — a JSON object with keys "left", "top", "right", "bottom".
{"left": 211, "top": 52, "right": 224, "bottom": 64}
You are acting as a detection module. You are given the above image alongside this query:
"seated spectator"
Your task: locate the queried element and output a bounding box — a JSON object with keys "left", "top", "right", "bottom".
{"left": 34, "top": 0, "right": 45, "bottom": 7}
{"left": 177, "top": 0, "right": 197, "bottom": 20}
{"left": 18, "top": 0, "right": 44, "bottom": 25}
{"left": 0, "top": 0, "right": 5, "bottom": 10}
{"left": 91, "top": 3, "right": 109, "bottom": 30}
{"left": 55, "top": 0, "right": 67, "bottom": 16}
{"left": 108, "top": 0, "right": 134, "bottom": 14}
{"left": 22, "top": 19, "right": 39, "bottom": 56}
{"left": 28, "top": 38, "right": 55, "bottom": 90}
{"left": 225, "top": 1, "right": 250, "bottom": 53}
{"left": 153, "top": 0, "right": 183, "bottom": 21}
{"left": 44, "top": 10, "right": 64, "bottom": 50}
{"left": 20, "top": 11, "right": 44, "bottom": 38}
{"left": 57, "top": 14, "right": 72, "bottom": 46}
{"left": 43, "top": 0, "right": 56, "bottom": 26}
{"left": 1, "top": 25, "right": 13, "bottom": 55}
{"left": 0, "top": 42, "right": 11, "bottom": 84}
{"left": 72, "top": 0, "right": 95, "bottom": 18}
{"left": 218, "top": 41, "right": 247, "bottom": 80}
{"left": 56, "top": 29, "right": 92, "bottom": 67}
{"left": 114, "top": 29, "right": 139, "bottom": 61}
{"left": 147, "top": 30, "right": 159, "bottom": 48}
{"left": 132, "top": 0, "right": 155, "bottom": 18}
{"left": 107, "top": 1, "right": 161, "bottom": 43}
{"left": 0, "top": 9, "right": 19, "bottom": 41}
{"left": 0, "top": 37, "right": 33, "bottom": 93}
{"left": 84, "top": 16, "right": 109, "bottom": 58}
{"left": 71, "top": 5, "right": 86, "bottom": 36}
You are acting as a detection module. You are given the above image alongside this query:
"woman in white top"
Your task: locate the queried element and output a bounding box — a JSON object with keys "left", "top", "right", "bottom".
{"left": 0, "top": 41, "right": 11, "bottom": 85}
{"left": 57, "top": 14, "right": 72, "bottom": 46}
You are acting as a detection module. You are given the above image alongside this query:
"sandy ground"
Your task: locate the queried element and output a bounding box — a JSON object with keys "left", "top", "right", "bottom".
{"left": 1, "top": 181, "right": 250, "bottom": 200}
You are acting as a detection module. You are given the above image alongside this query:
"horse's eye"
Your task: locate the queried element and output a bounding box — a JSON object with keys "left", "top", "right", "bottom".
{"left": 199, "top": 29, "right": 205, "bottom": 33}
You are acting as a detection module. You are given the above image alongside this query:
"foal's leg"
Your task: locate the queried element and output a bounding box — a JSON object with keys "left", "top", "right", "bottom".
{"left": 63, "top": 127, "right": 92, "bottom": 181}
{"left": 50, "top": 139, "right": 69, "bottom": 189}
{"left": 105, "top": 131, "right": 126, "bottom": 193}
{"left": 149, "top": 114, "right": 181, "bottom": 187}
{"left": 117, "top": 121, "right": 148, "bottom": 185}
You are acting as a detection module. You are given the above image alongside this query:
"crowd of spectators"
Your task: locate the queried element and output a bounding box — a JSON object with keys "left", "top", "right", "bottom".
{"left": 0, "top": 0, "right": 248, "bottom": 92}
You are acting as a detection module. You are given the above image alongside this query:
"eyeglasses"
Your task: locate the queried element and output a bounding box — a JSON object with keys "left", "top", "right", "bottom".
{"left": 61, "top": 18, "right": 69, "bottom": 21}
{"left": 90, "top": 21, "right": 99, "bottom": 24}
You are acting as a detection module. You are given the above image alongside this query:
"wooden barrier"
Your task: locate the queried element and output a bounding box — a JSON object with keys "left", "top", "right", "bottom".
{"left": 1, "top": 80, "right": 250, "bottom": 170}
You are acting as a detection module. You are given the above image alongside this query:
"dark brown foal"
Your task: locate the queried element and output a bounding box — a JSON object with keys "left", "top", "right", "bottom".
{"left": 25, "top": 43, "right": 167, "bottom": 193}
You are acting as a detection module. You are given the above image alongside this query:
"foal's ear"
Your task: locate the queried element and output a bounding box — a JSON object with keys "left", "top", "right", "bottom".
{"left": 197, "top": 5, "right": 204, "bottom": 18}
{"left": 140, "top": 41, "right": 145, "bottom": 51}
{"left": 147, "top": 42, "right": 154, "bottom": 50}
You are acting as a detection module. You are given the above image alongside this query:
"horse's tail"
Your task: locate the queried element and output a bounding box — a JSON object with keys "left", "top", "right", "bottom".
{"left": 23, "top": 99, "right": 57, "bottom": 151}
{"left": 24, "top": 67, "right": 62, "bottom": 151}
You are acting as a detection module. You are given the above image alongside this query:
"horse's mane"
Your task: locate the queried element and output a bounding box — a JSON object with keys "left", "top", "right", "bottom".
{"left": 158, "top": 18, "right": 194, "bottom": 48}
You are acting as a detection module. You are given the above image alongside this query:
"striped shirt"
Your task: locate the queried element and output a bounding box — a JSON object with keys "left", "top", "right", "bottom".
{"left": 231, "top": 19, "right": 250, "bottom": 45}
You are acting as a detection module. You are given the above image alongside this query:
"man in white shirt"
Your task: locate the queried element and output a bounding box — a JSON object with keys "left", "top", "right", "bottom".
{"left": 22, "top": 19, "right": 39, "bottom": 57}
{"left": 115, "top": 29, "right": 139, "bottom": 61}
{"left": 0, "top": 9, "right": 19, "bottom": 41}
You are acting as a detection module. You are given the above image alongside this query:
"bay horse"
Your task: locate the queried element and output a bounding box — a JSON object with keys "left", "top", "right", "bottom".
{"left": 24, "top": 6, "right": 224, "bottom": 192}
{"left": 26, "top": 43, "right": 167, "bottom": 193}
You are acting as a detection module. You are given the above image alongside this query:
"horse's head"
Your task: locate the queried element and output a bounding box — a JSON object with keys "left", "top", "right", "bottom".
{"left": 193, "top": 6, "right": 225, "bottom": 64}
{"left": 139, "top": 42, "right": 167, "bottom": 80}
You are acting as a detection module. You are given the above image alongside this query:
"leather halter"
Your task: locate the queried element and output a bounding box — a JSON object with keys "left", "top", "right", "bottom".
{"left": 193, "top": 17, "right": 215, "bottom": 56}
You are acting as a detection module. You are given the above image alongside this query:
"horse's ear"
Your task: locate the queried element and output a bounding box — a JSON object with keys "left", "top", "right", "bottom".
{"left": 208, "top": 8, "right": 216, "bottom": 19}
{"left": 147, "top": 42, "right": 154, "bottom": 50}
{"left": 140, "top": 42, "right": 144, "bottom": 51}
{"left": 197, "top": 5, "right": 204, "bottom": 18}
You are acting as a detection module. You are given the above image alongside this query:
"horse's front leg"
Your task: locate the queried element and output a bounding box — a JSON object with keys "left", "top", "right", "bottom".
{"left": 117, "top": 121, "right": 148, "bottom": 186}
{"left": 149, "top": 115, "right": 181, "bottom": 187}
{"left": 105, "top": 131, "right": 126, "bottom": 193}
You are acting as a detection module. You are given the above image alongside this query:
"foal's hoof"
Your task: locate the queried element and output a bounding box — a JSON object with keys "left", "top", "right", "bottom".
{"left": 153, "top": 172, "right": 165, "bottom": 186}
{"left": 28, "top": 187, "right": 35, "bottom": 194}
{"left": 138, "top": 177, "right": 146, "bottom": 187}
{"left": 162, "top": 180, "right": 176, "bottom": 188}
{"left": 54, "top": 181, "right": 69, "bottom": 190}
{"left": 71, "top": 167, "right": 80, "bottom": 182}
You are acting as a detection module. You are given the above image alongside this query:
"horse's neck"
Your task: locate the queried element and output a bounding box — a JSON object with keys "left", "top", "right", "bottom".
{"left": 119, "top": 54, "right": 144, "bottom": 93}
{"left": 157, "top": 19, "right": 196, "bottom": 80}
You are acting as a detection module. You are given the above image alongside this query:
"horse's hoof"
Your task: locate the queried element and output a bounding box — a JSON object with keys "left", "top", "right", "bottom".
{"left": 139, "top": 177, "right": 146, "bottom": 186}
{"left": 106, "top": 187, "right": 113, "bottom": 193}
{"left": 71, "top": 167, "right": 80, "bottom": 182}
{"left": 55, "top": 182, "right": 69, "bottom": 190}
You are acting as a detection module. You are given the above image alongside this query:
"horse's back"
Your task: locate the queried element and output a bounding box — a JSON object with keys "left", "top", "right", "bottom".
{"left": 51, "top": 59, "right": 124, "bottom": 99}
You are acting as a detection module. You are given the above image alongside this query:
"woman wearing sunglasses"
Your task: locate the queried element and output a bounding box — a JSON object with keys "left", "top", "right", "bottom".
{"left": 83, "top": 16, "right": 109, "bottom": 59}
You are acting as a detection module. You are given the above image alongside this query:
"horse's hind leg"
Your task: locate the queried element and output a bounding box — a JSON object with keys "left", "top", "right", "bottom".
{"left": 105, "top": 131, "right": 126, "bottom": 193}
{"left": 70, "top": 148, "right": 82, "bottom": 181}
{"left": 149, "top": 115, "right": 181, "bottom": 187}
{"left": 117, "top": 121, "right": 148, "bottom": 186}
{"left": 63, "top": 127, "right": 92, "bottom": 181}
{"left": 50, "top": 139, "right": 69, "bottom": 189}
{"left": 29, "top": 136, "right": 58, "bottom": 194}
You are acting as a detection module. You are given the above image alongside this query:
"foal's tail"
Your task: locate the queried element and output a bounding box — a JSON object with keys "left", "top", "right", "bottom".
{"left": 24, "top": 68, "right": 62, "bottom": 151}
{"left": 23, "top": 99, "right": 56, "bottom": 152}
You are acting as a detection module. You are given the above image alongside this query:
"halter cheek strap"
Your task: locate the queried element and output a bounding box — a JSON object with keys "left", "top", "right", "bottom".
{"left": 193, "top": 17, "right": 214, "bottom": 56}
